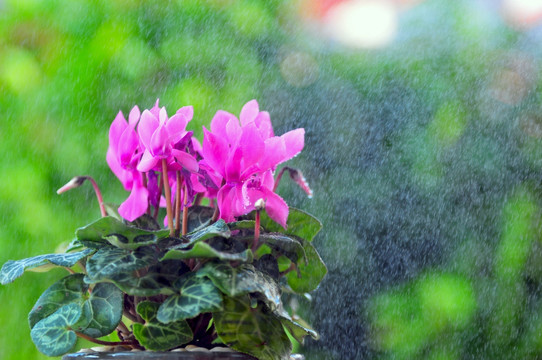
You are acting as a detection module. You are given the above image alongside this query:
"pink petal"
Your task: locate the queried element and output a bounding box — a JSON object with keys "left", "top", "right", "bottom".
{"left": 258, "top": 128, "right": 305, "bottom": 171}
{"left": 166, "top": 113, "right": 188, "bottom": 145}
{"left": 118, "top": 177, "right": 149, "bottom": 221}
{"left": 202, "top": 127, "right": 229, "bottom": 177}
{"left": 128, "top": 105, "right": 140, "bottom": 126}
{"left": 118, "top": 125, "right": 139, "bottom": 168}
{"left": 240, "top": 99, "right": 259, "bottom": 126}
{"left": 240, "top": 121, "right": 265, "bottom": 170}
{"left": 150, "top": 123, "right": 170, "bottom": 158}
{"left": 254, "top": 111, "right": 274, "bottom": 138}
{"left": 211, "top": 110, "right": 240, "bottom": 145}
{"left": 138, "top": 110, "right": 159, "bottom": 150}
{"left": 262, "top": 188, "right": 289, "bottom": 229}
{"left": 150, "top": 99, "right": 161, "bottom": 119}
{"left": 137, "top": 149, "right": 160, "bottom": 172}
{"left": 172, "top": 149, "right": 199, "bottom": 173}
{"left": 217, "top": 185, "right": 237, "bottom": 223}
{"left": 225, "top": 147, "right": 243, "bottom": 181}
{"left": 176, "top": 106, "right": 194, "bottom": 122}
{"left": 159, "top": 107, "right": 168, "bottom": 125}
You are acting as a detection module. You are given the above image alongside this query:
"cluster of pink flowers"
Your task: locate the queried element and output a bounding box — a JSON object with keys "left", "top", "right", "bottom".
{"left": 107, "top": 99, "right": 305, "bottom": 229}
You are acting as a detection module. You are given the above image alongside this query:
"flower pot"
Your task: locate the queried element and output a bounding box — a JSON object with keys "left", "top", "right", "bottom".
{"left": 61, "top": 350, "right": 305, "bottom": 360}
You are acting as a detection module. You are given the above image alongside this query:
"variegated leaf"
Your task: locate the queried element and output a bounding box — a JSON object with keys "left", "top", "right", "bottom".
{"left": 258, "top": 233, "right": 307, "bottom": 265}
{"left": 213, "top": 296, "right": 291, "bottom": 360}
{"left": 176, "top": 219, "right": 230, "bottom": 249}
{"left": 273, "top": 305, "right": 319, "bottom": 342}
{"left": 199, "top": 263, "right": 281, "bottom": 310}
{"left": 76, "top": 216, "right": 168, "bottom": 250}
{"left": 0, "top": 249, "right": 92, "bottom": 285}
{"left": 86, "top": 246, "right": 158, "bottom": 281}
{"left": 133, "top": 301, "right": 193, "bottom": 351}
{"left": 162, "top": 241, "right": 252, "bottom": 262}
{"left": 157, "top": 275, "right": 222, "bottom": 323}
{"left": 30, "top": 303, "right": 82, "bottom": 357}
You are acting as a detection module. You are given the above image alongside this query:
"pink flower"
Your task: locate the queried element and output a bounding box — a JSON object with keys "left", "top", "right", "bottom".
{"left": 202, "top": 100, "right": 304, "bottom": 227}
{"left": 137, "top": 100, "right": 199, "bottom": 174}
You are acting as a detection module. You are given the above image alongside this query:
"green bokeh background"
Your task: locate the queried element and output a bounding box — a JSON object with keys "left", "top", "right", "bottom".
{"left": 2, "top": 0, "right": 542, "bottom": 359}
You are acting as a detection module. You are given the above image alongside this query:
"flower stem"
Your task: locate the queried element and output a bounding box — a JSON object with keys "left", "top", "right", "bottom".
{"left": 175, "top": 171, "right": 181, "bottom": 237}
{"left": 162, "top": 159, "right": 174, "bottom": 236}
{"left": 86, "top": 177, "right": 107, "bottom": 217}
{"left": 63, "top": 266, "right": 76, "bottom": 274}
{"left": 182, "top": 183, "right": 189, "bottom": 236}
{"left": 252, "top": 210, "right": 261, "bottom": 253}
{"left": 74, "top": 331, "right": 137, "bottom": 346}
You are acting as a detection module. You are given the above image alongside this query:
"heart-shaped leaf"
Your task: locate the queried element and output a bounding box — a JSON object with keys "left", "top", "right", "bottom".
{"left": 87, "top": 260, "right": 188, "bottom": 297}
{"left": 258, "top": 233, "right": 307, "bottom": 265}
{"left": 76, "top": 216, "right": 168, "bottom": 250}
{"left": 0, "top": 249, "right": 93, "bottom": 285}
{"left": 199, "top": 263, "right": 281, "bottom": 310}
{"left": 30, "top": 303, "right": 82, "bottom": 357}
{"left": 176, "top": 219, "right": 230, "bottom": 249}
{"left": 133, "top": 301, "right": 193, "bottom": 351}
{"left": 286, "top": 240, "right": 327, "bottom": 293}
{"left": 29, "top": 274, "right": 123, "bottom": 338}
{"left": 28, "top": 274, "right": 89, "bottom": 329}
{"left": 82, "top": 282, "right": 124, "bottom": 338}
{"left": 162, "top": 241, "right": 252, "bottom": 262}
{"left": 86, "top": 246, "right": 158, "bottom": 281}
{"left": 184, "top": 205, "right": 215, "bottom": 232}
{"left": 213, "top": 296, "right": 291, "bottom": 360}
{"left": 157, "top": 274, "right": 222, "bottom": 323}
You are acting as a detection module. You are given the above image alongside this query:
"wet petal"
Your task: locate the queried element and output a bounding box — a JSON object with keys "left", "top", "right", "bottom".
{"left": 261, "top": 187, "right": 289, "bottom": 229}
{"left": 255, "top": 111, "right": 274, "bottom": 138}
{"left": 150, "top": 123, "right": 170, "bottom": 157}
{"left": 211, "top": 110, "right": 240, "bottom": 144}
{"left": 118, "top": 125, "right": 139, "bottom": 168}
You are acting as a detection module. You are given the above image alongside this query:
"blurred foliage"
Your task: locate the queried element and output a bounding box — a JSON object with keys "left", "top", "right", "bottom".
{"left": 2, "top": 0, "right": 542, "bottom": 359}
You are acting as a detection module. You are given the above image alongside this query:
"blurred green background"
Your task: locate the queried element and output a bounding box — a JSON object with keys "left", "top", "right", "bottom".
{"left": 2, "top": 0, "right": 542, "bottom": 359}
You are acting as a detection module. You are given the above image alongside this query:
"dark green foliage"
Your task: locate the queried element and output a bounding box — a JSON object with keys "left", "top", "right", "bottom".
{"left": 2, "top": 204, "right": 324, "bottom": 358}
{"left": 133, "top": 301, "right": 193, "bottom": 351}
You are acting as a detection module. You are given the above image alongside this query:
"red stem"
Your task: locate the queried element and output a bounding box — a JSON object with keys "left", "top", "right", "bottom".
{"left": 87, "top": 177, "right": 107, "bottom": 217}
{"left": 175, "top": 171, "right": 181, "bottom": 237}
{"left": 162, "top": 159, "right": 174, "bottom": 236}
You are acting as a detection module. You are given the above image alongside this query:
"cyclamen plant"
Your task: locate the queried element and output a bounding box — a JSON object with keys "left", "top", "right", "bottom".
{"left": 0, "top": 100, "right": 326, "bottom": 360}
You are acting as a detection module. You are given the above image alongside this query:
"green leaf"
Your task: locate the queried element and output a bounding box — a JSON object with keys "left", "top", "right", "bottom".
{"left": 184, "top": 205, "right": 215, "bottom": 232}
{"left": 130, "top": 214, "right": 161, "bottom": 231}
{"left": 86, "top": 246, "right": 158, "bottom": 281}
{"left": 82, "top": 283, "right": 124, "bottom": 338}
{"left": 157, "top": 274, "right": 222, "bottom": 323}
{"left": 162, "top": 241, "right": 252, "bottom": 262}
{"left": 28, "top": 274, "right": 123, "bottom": 338}
{"left": 259, "top": 233, "right": 307, "bottom": 265}
{"left": 76, "top": 216, "right": 168, "bottom": 250}
{"left": 229, "top": 220, "right": 257, "bottom": 231}
{"left": 199, "top": 263, "right": 281, "bottom": 310}
{"left": 213, "top": 296, "right": 292, "bottom": 360}
{"left": 286, "top": 240, "right": 327, "bottom": 293}
{"left": 30, "top": 303, "right": 82, "bottom": 357}
{"left": 87, "top": 260, "right": 188, "bottom": 297}
{"left": 273, "top": 306, "right": 319, "bottom": 342}
{"left": 177, "top": 219, "right": 231, "bottom": 249}
{"left": 133, "top": 301, "right": 193, "bottom": 351}
{"left": 259, "top": 208, "right": 322, "bottom": 242}
{"left": 28, "top": 274, "right": 89, "bottom": 329}
{"left": 0, "top": 249, "right": 93, "bottom": 285}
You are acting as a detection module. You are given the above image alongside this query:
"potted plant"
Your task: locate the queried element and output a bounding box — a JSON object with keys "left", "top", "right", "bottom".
{"left": 0, "top": 100, "right": 326, "bottom": 360}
